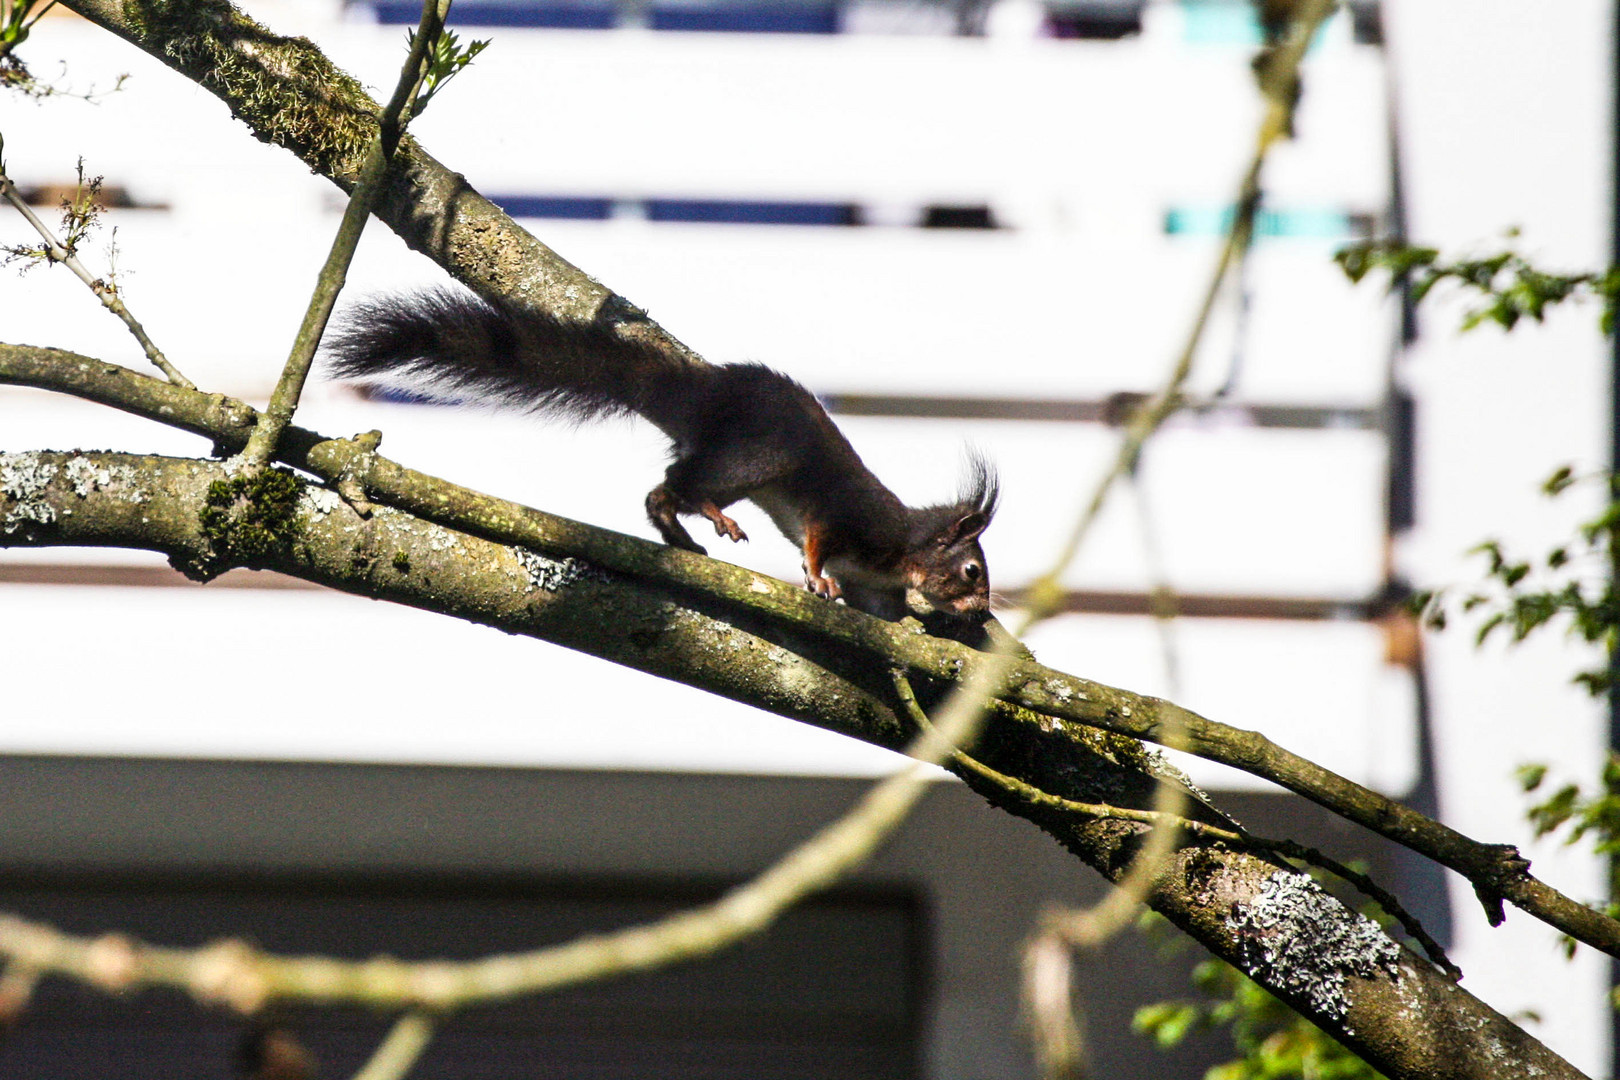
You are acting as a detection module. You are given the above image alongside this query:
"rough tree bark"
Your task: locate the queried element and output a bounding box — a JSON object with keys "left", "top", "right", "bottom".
{"left": 0, "top": 387, "right": 1593, "bottom": 1080}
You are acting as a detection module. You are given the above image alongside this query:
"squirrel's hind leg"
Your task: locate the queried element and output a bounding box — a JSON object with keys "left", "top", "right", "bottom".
{"left": 645, "top": 485, "right": 707, "bottom": 554}
{"left": 660, "top": 449, "right": 786, "bottom": 547}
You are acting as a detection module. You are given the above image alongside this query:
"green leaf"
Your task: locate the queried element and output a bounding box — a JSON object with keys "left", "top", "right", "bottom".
{"left": 1544, "top": 466, "right": 1575, "bottom": 495}
{"left": 1133, "top": 1002, "right": 1199, "bottom": 1048}
{"left": 1516, "top": 763, "right": 1548, "bottom": 792}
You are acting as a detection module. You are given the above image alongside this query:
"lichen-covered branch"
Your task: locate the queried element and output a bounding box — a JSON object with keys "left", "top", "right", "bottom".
{"left": 0, "top": 445, "right": 1591, "bottom": 1080}
{"left": 903, "top": 673, "right": 1460, "bottom": 982}
{"left": 3, "top": 338, "right": 1615, "bottom": 968}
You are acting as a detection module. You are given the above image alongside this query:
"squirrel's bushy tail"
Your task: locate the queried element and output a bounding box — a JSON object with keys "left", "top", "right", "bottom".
{"left": 325, "top": 287, "right": 703, "bottom": 433}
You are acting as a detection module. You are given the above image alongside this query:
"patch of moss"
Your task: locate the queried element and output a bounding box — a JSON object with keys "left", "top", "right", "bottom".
{"left": 126, "top": 0, "right": 376, "bottom": 178}
{"left": 199, "top": 468, "right": 304, "bottom": 568}
{"left": 392, "top": 550, "right": 411, "bottom": 573}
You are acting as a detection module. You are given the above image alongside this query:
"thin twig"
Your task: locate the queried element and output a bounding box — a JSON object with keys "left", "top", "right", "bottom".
{"left": 1000, "top": 8, "right": 1346, "bottom": 1070}
{"left": 239, "top": 0, "right": 450, "bottom": 470}
{"left": 1128, "top": 473, "right": 1183, "bottom": 698}
{"left": 350, "top": 1011, "right": 434, "bottom": 1080}
{"left": 893, "top": 669, "right": 1211, "bottom": 830}
{"left": 896, "top": 675, "right": 1460, "bottom": 981}
{"left": 0, "top": 162, "right": 192, "bottom": 388}
{"left": 1020, "top": 0, "right": 1329, "bottom": 623}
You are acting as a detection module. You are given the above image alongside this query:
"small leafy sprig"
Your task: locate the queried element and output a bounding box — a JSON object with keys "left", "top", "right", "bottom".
{"left": 406, "top": 27, "right": 488, "bottom": 116}
{"left": 1517, "top": 757, "right": 1620, "bottom": 969}
{"left": 1336, "top": 238, "right": 1620, "bottom": 334}
{"left": 0, "top": 0, "right": 55, "bottom": 56}
{"left": 1134, "top": 955, "right": 1385, "bottom": 1080}
{"left": 1408, "top": 467, "right": 1618, "bottom": 698}
{"left": 1, "top": 0, "right": 127, "bottom": 101}
{"left": 1, "top": 156, "right": 105, "bottom": 272}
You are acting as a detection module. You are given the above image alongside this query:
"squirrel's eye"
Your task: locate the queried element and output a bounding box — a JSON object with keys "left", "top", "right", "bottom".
{"left": 963, "top": 563, "right": 982, "bottom": 583}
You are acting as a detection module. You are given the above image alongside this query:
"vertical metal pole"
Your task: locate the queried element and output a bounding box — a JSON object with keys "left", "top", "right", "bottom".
{"left": 1609, "top": 5, "right": 1620, "bottom": 1074}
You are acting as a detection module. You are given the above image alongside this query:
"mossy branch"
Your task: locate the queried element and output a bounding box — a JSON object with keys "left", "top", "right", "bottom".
{"left": 0, "top": 442, "right": 1588, "bottom": 1080}
{"left": 3, "top": 339, "right": 1616, "bottom": 967}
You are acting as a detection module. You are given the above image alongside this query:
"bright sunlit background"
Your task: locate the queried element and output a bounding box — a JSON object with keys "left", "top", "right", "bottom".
{"left": 0, "top": 0, "right": 1612, "bottom": 1074}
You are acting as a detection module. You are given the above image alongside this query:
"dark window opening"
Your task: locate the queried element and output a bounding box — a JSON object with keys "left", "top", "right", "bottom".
{"left": 0, "top": 871, "right": 928, "bottom": 1080}
{"left": 645, "top": 198, "right": 860, "bottom": 225}
{"left": 651, "top": 0, "right": 840, "bottom": 32}
{"left": 920, "top": 204, "right": 998, "bottom": 229}
{"left": 1346, "top": 0, "right": 1382, "bottom": 45}
{"left": 368, "top": 0, "right": 617, "bottom": 27}
{"left": 488, "top": 194, "right": 616, "bottom": 220}
{"left": 1044, "top": 0, "right": 1145, "bottom": 39}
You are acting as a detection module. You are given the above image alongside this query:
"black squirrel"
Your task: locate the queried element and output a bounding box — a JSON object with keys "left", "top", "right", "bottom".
{"left": 327, "top": 288, "right": 998, "bottom": 623}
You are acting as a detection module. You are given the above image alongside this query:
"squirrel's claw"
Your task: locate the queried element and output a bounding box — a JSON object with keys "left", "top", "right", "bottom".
{"left": 699, "top": 501, "right": 748, "bottom": 544}
{"left": 805, "top": 573, "right": 843, "bottom": 601}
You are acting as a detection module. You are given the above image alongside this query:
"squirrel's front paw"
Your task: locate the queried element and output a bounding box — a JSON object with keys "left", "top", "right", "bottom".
{"left": 804, "top": 573, "right": 843, "bottom": 601}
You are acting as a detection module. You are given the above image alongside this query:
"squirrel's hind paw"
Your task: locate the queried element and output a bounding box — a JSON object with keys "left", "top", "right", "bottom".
{"left": 699, "top": 501, "right": 748, "bottom": 543}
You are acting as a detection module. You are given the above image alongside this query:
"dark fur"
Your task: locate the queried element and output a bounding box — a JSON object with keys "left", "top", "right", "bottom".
{"left": 328, "top": 287, "right": 998, "bottom": 620}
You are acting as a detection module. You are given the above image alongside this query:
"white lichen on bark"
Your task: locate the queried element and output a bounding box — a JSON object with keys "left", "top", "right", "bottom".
{"left": 62, "top": 457, "right": 143, "bottom": 501}
{"left": 0, "top": 452, "right": 60, "bottom": 534}
{"left": 1225, "top": 868, "right": 1402, "bottom": 1023}
{"left": 513, "top": 549, "right": 603, "bottom": 593}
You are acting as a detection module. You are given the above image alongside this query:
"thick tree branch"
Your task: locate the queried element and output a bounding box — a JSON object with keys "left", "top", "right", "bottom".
{"left": 0, "top": 437, "right": 1591, "bottom": 1078}
{"left": 3, "top": 340, "right": 1611, "bottom": 964}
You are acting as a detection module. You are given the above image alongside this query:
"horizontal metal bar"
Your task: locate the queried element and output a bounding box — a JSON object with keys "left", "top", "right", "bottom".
{"left": 820, "top": 392, "right": 1383, "bottom": 430}
{"left": 2, "top": 563, "right": 1392, "bottom": 621}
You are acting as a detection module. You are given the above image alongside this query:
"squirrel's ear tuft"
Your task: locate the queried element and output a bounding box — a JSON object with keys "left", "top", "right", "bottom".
{"left": 962, "top": 450, "right": 1000, "bottom": 518}
{"left": 941, "top": 451, "right": 998, "bottom": 545}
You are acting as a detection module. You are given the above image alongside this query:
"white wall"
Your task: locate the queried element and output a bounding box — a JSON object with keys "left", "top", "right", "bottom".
{"left": 1, "top": 0, "right": 1407, "bottom": 788}
{"left": 1386, "top": 0, "right": 1612, "bottom": 1072}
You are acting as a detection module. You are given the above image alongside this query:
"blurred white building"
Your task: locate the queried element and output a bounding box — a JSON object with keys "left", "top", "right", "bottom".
{"left": 0, "top": 0, "right": 1610, "bottom": 1075}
